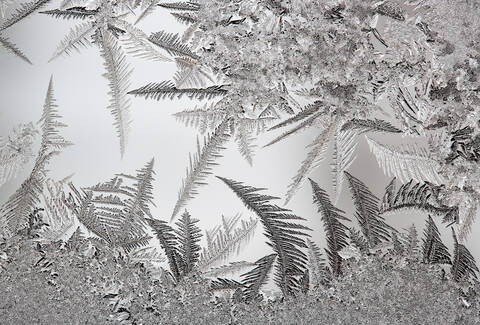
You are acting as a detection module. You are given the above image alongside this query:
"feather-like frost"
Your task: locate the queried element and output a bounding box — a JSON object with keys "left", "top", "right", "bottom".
{"left": 40, "top": 7, "right": 97, "bottom": 20}
{"left": 404, "top": 223, "right": 419, "bottom": 258}
{"left": 149, "top": 30, "right": 198, "bottom": 58}
{"left": 267, "top": 101, "right": 323, "bottom": 132}
{"left": 49, "top": 22, "right": 94, "bottom": 62}
{"left": 306, "top": 238, "right": 329, "bottom": 288}
{"left": 174, "top": 210, "right": 202, "bottom": 273}
{"left": 366, "top": 136, "right": 444, "bottom": 185}
{"left": 181, "top": 21, "right": 200, "bottom": 43}
{"left": 422, "top": 215, "right": 451, "bottom": 264}
{"left": 99, "top": 30, "right": 133, "bottom": 158}
{"left": 117, "top": 20, "right": 172, "bottom": 62}
{"left": 264, "top": 111, "right": 325, "bottom": 148}
{"left": 340, "top": 118, "right": 402, "bottom": 134}
{"left": 210, "top": 278, "right": 245, "bottom": 291}
{"left": 0, "top": 0, "right": 13, "bottom": 18}
{"left": 128, "top": 80, "right": 227, "bottom": 101}
{"left": 299, "top": 269, "right": 309, "bottom": 294}
{"left": 234, "top": 119, "right": 256, "bottom": 166}
{"left": 330, "top": 128, "right": 357, "bottom": 203}
{"left": 35, "top": 178, "right": 76, "bottom": 244}
{"left": 67, "top": 159, "right": 155, "bottom": 249}
{"left": 309, "top": 178, "right": 350, "bottom": 276}
{"left": 240, "top": 253, "right": 276, "bottom": 302}
{"left": 134, "top": 0, "right": 161, "bottom": 25}
{"left": 451, "top": 228, "right": 479, "bottom": 282}
{"left": 218, "top": 176, "right": 311, "bottom": 296}
{"left": 173, "top": 56, "right": 215, "bottom": 88}
{"left": 380, "top": 179, "right": 459, "bottom": 222}
{"left": 0, "top": 0, "right": 51, "bottom": 31}
{"left": 285, "top": 119, "right": 336, "bottom": 204}
{"left": 348, "top": 227, "right": 369, "bottom": 255}
{"left": 173, "top": 103, "right": 226, "bottom": 134}
{"left": 146, "top": 217, "right": 183, "bottom": 281}
{"left": 171, "top": 12, "right": 197, "bottom": 24}
{"left": 1, "top": 77, "right": 72, "bottom": 233}
{"left": 458, "top": 199, "right": 478, "bottom": 243}
{"left": 158, "top": 2, "right": 200, "bottom": 11}
{"left": 171, "top": 120, "right": 230, "bottom": 221}
{"left": 344, "top": 171, "right": 393, "bottom": 248}
{"left": 0, "top": 35, "right": 32, "bottom": 64}
{"left": 198, "top": 215, "right": 258, "bottom": 272}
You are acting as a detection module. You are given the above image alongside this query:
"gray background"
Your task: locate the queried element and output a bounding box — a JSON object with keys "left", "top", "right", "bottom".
{"left": 1, "top": 2, "right": 478, "bottom": 292}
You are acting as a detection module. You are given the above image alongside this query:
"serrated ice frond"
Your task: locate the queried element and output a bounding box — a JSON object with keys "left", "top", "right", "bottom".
{"left": 99, "top": 30, "right": 133, "bottom": 158}
{"left": 234, "top": 118, "right": 256, "bottom": 166}
{"left": 218, "top": 176, "right": 311, "bottom": 296}
{"left": 268, "top": 101, "right": 323, "bottom": 132}
{"left": 309, "top": 178, "right": 350, "bottom": 276}
{"left": 264, "top": 111, "right": 325, "bottom": 148}
{"left": 134, "top": 0, "right": 161, "bottom": 25}
{"left": 344, "top": 172, "right": 394, "bottom": 248}
{"left": 340, "top": 118, "right": 402, "bottom": 134}
{"left": 422, "top": 215, "right": 451, "bottom": 265}
{"left": 330, "top": 128, "right": 357, "bottom": 203}
{"left": 198, "top": 216, "right": 258, "bottom": 272}
{"left": 451, "top": 228, "right": 479, "bottom": 282}
{"left": 174, "top": 210, "right": 202, "bottom": 273}
{"left": 366, "top": 135, "right": 444, "bottom": 184}
{"left": 128, "top": 80, "right": 228, "bottom": 101}
{"left": 1, "top": 77, "right": 72, "bottom": 233}
{"left": 285, "top": 119, "right": 336, "bottom": 205}
{"left": 173, "top": 102, "right": 226, "bottom": 134}
{"left": 171, "top": 12, "right": 197, "bottom": 24}
{"left": 117, "top": 19, "right": 172, "bottom": 62}
{"left": 306, "top": 238, "right": 329, "bottom": 288}
{"left": 0, "top": 35, "right": 32, "bottom": 64}
{"left": 149, "top": 30, "right": 198, "bottom": 59}
{"left": 40, "top": 7, "right": 97, "bottom": 20}
{"left": 240, "top": 254, "right": 276, "bottom": 302}
{"left": 0, "top": 0, "right": 51, "bottom": 31}
{"left": 158, "top": 2, "right": 200, "bottom": 11}
{"left": 171, "top": 119, "right": 230, "bottom": 221}
{"left": 49, "top": 22, "right": 95, "bottom": 62}
{"left": 173, "top": 57, "right": 214, "bottom": 88}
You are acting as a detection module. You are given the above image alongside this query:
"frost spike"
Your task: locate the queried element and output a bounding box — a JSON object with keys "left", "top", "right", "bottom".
{"left": 451, "top": 228, "right": 479, "bottom": 282}
{"left": 99, "top": 30, "right": 133, "bottom": 158}
{"left": 48, "top": 22, "right": 94, "bottom": 62}
{"left": 344, "top": 171, "right": 393, "bottom": 248}
{"left": 330, "top": 128, "right": 357, "bottom": 203}
{"left": 0, "top": 35, "right": 32, "bottom": 64}
{"left": 366, "top": 136, "right": 444, "bottom": 185}
{"left": 1, "top": 77, "right": 71, "bottom": 232}
{"left": 240, "top": 254, "right": 276, "bottom": 302}
{"left": 218, "top": 176, "right": 311, "bottom": 296}
{"left": 285, "top": 119, "right": 336, "bottom": 204}
{"left": 171, "top": 119, "right": 230, "bottom": 221}
{"left": 128, "top": 80, "right": 228, "bottom": 101}
{"left": 309, "top": 178, "right": 350, "bottom": 276}
{"left": 0, "top": 0, "right": 51, "bottom": 31}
